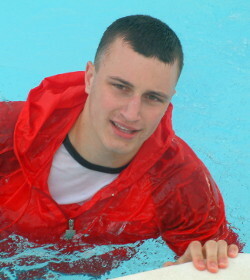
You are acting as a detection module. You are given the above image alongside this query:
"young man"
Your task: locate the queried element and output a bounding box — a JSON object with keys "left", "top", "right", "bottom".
{"left": 0, "top": 15, "right": 242, "bottom": 273}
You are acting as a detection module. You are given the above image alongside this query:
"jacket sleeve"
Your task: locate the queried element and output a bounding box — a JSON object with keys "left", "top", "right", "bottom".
{"left": 151, "top": 136, "right": 244, "bottom": 257}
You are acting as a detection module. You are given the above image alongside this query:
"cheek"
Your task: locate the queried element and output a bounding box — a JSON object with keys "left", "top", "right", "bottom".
{"left": 89, "top": 88, "right": 117, "bottom": 119}
{"left": 152, "top": 117, "right": 163, "bottom": 131}
{"left": 98, "top": 87, "right": 121, "bottom": 113}
{"left": 145, "top": 112, "right": 165, "bottom": 135}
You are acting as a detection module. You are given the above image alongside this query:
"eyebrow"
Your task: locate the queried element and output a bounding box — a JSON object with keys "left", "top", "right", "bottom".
{"left": 108, "top": 76, "right": 169, "bottom": 100}
{"left": 109, "top": 76, "right": 134, "bottom": 88}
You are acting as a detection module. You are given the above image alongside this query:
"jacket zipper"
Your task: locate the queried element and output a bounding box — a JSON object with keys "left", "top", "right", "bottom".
{"left": 33, "top": 186, "right": 77, "bottom": 240}
{"left": 63, "top": 218, "right": 76, "bottom": 240}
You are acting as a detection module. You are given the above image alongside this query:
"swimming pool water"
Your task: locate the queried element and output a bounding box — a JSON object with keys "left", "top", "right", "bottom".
{"left": 0, "top": 1, "right": 249, "bottom": 279}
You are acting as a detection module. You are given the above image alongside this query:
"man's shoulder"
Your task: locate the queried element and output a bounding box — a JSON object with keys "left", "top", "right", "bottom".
{"left": 148, "top": 134, "right": 214, "bottom": 189}
{"left": 159, "top": 135, "right": 205, "bottom": 170}
{"left": 150, "top": 135, "right": 219, "bottom": 208}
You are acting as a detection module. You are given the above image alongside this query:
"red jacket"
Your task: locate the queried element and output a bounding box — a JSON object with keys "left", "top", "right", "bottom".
{"left": 0, "top": 71, "right": 242, "bottom": 256}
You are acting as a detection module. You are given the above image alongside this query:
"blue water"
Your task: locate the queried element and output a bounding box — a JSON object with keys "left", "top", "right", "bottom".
{"left": 0, "top": 1, "right": 249, "bottom": 279}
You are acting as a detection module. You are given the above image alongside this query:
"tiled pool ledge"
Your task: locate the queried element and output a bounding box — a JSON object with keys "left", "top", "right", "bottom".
{"left": 110, "top": 253, "right": 250, "bottom": 280}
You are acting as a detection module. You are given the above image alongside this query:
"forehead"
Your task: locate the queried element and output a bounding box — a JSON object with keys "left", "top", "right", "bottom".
{"left": 97, "top": 38, "right": 179, "bottom": 91}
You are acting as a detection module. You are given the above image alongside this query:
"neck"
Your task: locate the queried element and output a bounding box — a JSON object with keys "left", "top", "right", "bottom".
{"left": 68, "top": 105, "right": 134, "bottom": 169}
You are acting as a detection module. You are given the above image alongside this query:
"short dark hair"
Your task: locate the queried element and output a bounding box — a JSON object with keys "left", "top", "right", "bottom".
{"left": 94, "top": 15, "right": 184, "bottom": 78}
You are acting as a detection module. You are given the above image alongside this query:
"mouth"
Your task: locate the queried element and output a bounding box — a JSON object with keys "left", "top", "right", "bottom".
{"left": 111, "top": 121, "right": 141, "bottom": 139}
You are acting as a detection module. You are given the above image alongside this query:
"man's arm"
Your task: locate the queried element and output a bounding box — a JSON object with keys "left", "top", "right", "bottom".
{"left": 151, "top": 136, "right": 244, "bottom": 272}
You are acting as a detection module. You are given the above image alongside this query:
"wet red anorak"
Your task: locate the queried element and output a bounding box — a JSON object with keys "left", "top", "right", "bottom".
{"left": 0, "top": 71, "right": 242, "bottom": 256}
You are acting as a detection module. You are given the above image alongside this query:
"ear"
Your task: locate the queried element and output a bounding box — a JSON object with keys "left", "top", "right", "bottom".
{"left": 85, "top": 61, "right": 95, "bottom": 94}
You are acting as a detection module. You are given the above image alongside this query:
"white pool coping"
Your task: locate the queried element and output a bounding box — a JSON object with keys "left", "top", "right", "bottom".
{"left": 110, "top": 253, "right": 250, "bottom": 280}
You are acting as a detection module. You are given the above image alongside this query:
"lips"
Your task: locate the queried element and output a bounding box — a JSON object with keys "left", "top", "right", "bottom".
{"left": 112, "top": 121, "right": 139, "bottom": 132}
{"left": 111, "top": 121, "right": 141, "bottom": 138}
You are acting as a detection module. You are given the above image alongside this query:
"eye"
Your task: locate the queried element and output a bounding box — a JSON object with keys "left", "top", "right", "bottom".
{"left": 112, "top": 83, "right": 127, "bottom": 91}
{"left": 146, "top": 94, "right": 164, "bottom": 103}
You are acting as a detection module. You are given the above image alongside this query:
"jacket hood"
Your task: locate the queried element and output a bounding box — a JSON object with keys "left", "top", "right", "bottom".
{"left": 14, "top": 71, "right": 175, "bottom": 194}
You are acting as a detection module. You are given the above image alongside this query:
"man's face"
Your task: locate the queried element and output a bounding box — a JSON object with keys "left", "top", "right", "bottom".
{"left": 84, "top": 38, "right": 179, "bottom": 162}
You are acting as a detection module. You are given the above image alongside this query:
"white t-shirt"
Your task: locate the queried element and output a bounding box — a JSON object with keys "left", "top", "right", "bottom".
{"left": 48, "top": 136, "right": 127, "bottom": 205}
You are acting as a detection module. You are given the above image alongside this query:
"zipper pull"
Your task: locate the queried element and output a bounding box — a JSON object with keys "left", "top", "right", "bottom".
{"left": 63, "top": 219, "right": 76, "bottom": 240}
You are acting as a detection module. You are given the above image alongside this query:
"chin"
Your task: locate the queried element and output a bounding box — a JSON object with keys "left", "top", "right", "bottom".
{"left": 104, "top": 135, "right": 142, "bottom": 157}
{"left": 108, "top": 143, "right": 137, "bottom": 156}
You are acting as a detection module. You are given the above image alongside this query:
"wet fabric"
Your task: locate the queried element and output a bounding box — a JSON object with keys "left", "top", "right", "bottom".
{"left": 0, "top": 71, "right": 243, "bottom": 257}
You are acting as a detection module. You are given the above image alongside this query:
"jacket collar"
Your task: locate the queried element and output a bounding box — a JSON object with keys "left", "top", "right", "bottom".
{"left": 14, "top": 71, "right": 175, "bottom": 189}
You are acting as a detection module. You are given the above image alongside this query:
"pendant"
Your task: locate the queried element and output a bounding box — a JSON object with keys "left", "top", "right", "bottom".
{"left": 63, "top": 219, "right": 76, "bottom": 240}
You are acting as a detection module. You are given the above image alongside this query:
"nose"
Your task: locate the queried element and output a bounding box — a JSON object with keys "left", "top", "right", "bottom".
{"left": 120, "top": 95, "right": 142, "bottom": 122}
